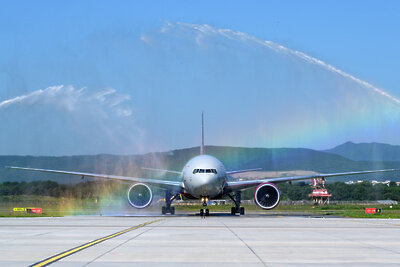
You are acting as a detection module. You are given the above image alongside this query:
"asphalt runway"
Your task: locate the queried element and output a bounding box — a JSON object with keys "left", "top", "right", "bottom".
{"left": 1, "top": 214, "right": 400, "bottom": 266}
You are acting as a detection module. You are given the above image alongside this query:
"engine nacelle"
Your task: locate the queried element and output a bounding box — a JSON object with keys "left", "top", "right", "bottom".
{"left": 127, "top": 183, "right": 153, "bottom": 209}
{"left": 254, "top": 183, "right": 281, "bottom": 210}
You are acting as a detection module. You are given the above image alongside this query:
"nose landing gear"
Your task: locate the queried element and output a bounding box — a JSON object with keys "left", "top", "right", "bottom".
{"left": 200, "top": 197, "right": 209, "bottom": 217}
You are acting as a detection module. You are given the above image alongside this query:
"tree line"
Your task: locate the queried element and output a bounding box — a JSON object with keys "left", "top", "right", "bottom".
{"left": 0, "top": 180, "right": 126, "bottom": 200}
{"left": 1, "top": 180, "right": 400, "bottom": 201}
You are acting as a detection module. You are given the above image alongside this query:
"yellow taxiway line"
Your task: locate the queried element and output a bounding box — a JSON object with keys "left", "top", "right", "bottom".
{"left": 30, "top": 219, "right": 162, "bottom": 267}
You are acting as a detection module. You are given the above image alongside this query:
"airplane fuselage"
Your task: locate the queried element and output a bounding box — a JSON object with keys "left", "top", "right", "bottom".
{"left": 182, "top": 155, "right": 227, "bottom": 198}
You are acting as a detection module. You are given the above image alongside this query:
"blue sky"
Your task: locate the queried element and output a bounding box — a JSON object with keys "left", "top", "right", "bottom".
{"left": 1, "top": 1, "right": 400, "bottom": 155}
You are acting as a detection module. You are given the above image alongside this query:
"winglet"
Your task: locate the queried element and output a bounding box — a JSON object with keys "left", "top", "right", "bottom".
{"left": 200, "top": 112, "right": 205, "bottom": 155}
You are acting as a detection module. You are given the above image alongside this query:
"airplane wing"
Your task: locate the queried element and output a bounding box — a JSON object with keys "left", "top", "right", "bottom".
{"left": 225, "top": 168, "right": 399, "bottom": 192}
{"left": 7, "top": 166, "right": 183, "bottom": 190}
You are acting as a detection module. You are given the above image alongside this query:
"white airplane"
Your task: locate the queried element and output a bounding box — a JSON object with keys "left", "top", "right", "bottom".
{"left": 9, "top": 114, "right": 398, "bottom": 216}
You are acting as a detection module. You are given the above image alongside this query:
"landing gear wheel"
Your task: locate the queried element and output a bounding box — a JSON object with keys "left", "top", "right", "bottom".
{"left": 162, "top": 206, "right": 175, "bottom": 215}
{"left": 229, "top": 192, "right": 244, "bottom": 216}
{"left": 231, "top": 207, "right": 236, "bottom": 215}
{"left": 240, "top": 207, "right": 245, "bottom": 215}
{"left": 205, "top": 209, "right": 209, "bottom": 216}
{"left": 162, "top": 190, "right": 178, "bottom": 215}
{"left": 200, "top": 209, "right": 204, "bottom": 216}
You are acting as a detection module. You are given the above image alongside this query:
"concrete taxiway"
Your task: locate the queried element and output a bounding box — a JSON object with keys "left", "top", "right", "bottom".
{"left": 0, "top": 214, "right": 400, "bottom": 266}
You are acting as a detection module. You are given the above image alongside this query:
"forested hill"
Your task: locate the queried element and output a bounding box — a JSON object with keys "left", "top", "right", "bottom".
{"left": 325, "top": 142, "right": 400, "bottom": 161}
{"left": 1, "top": 145, "right": 399, "bottom": 184}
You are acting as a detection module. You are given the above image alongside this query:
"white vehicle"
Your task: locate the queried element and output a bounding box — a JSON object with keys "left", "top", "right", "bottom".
{"left": 9, "top": 114, "right": 398, "bottom": 216}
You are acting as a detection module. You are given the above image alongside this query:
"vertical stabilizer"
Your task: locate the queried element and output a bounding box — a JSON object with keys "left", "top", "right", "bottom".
{"left": 200, "top": 112, "right": 205, "bottom": 155}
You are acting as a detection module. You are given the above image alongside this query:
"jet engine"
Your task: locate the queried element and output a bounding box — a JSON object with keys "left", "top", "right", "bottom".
{"left": 254, "top": 183, "right": 281, "bottom": 210}
{"left": 127, "top": 183, "right": 153, "bottom": 209}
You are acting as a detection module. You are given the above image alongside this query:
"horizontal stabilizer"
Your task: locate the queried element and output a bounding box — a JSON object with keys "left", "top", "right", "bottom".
{"left": 141, "top": 167, "right": 182, "bottom": 175}
{"left": 226, "top": 168, "right": 262, "bottom": 175}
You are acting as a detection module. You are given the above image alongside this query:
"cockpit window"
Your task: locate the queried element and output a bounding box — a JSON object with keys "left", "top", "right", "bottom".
{"left": 193, "top": 169, "right": 217, "bottom": 174}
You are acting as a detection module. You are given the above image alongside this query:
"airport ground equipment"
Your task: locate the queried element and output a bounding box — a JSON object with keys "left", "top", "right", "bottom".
{"left": 309, "top": 178, "right": 332, "bottom": 204}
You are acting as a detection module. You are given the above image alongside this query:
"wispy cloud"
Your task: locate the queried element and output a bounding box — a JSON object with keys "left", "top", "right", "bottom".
{"left": 140, "top": 35, "right": 153, "bottom": 46}
{"left": 0, "top": 85, "right": 146, "bottom": 155}
{"left": 0, "top": 85, "right": 133, "bottom": 117}
{"left": 161, "top": 21, "right": 400, "bottom": 105}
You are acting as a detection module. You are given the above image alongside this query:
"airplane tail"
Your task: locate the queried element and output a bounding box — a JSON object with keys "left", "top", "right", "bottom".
{"left": 200, "top": 112, "right": 204, "bottom": 155}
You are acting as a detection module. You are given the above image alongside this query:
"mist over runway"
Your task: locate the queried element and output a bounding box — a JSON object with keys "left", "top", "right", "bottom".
{"left": 1, "top": 215, "right": 399, "bottom": 266}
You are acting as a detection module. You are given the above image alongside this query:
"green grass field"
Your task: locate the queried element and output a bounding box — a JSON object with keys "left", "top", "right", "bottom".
{"left": 1, "top": 195, "right": 399, "bottom": 218}
{"left": 173, "top": 203, "right": 400, "bottom": 218}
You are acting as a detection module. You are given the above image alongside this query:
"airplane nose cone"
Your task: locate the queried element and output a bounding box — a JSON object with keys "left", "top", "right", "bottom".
{"left": 197, "top": 183, "right": 215, "bottom": 194}
{"left": 197, "top": 174, "right": 216, "bottom": 185}
{"left": 192, "top": 174, "right": 221, "bottom": 197}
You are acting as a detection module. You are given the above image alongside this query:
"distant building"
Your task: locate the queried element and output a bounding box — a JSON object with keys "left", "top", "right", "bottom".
{"left": 345, "top": 179, "right": 399, "bottom": 186}
{"left": 371, "top": 180, "right": 392, "bottom": 186}
{"left": 377, "top": 200, "right": 398, "bottom": 205}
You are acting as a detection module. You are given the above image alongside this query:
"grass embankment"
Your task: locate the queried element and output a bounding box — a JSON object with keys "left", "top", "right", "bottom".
{"left": 1, "top": 195, "right": 399, "bottom": 218}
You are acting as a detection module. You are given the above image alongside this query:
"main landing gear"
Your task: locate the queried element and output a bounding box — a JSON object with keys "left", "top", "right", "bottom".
{"left": 200, "top": 197, "right": 210, "bottom": 217}
{"left": 161, "top": 190, "right": 177, "bottom": 215}
{"left": 228, "top": 191, "right": 245, "bottom": 215}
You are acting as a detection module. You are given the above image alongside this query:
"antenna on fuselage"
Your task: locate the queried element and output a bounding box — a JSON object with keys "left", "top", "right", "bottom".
{"left": 200, "top": 112, "right": 205, "bottom": 155}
